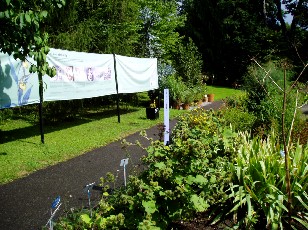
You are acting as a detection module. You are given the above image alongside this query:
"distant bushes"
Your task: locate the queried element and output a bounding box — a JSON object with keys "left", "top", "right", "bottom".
{"left": 0, "top": 93, "right": 151, "bottom": 123}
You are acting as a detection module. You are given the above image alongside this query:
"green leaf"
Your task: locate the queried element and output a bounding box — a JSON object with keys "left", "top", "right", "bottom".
{"left": 40, "top": 11, "right": 47, "bottom": 18}
{"left": 259, "top": 161, "right": 266, "bottom": 179}
{"left": 5, "top": 10, "right": 10, "bottom": 18}
{"left": 186, "top": 175, "right": 195, "bottom": 185}
{"left": 34, "top": 36, "right": 42, "bottom": 45}
{"left": 19, "top": 13, "right": 24, "bottom": 28}
{"left": 103, "top": 192, "right": 109, "bottom": 197}
{"left": 292, "top": 216, "right": 308, "bottom": 229}
{"left": 154, "top": 162, "right": 165, "bottom": 169}
{"left": 190, "top": 194, "right": 209, "bottom": 212}
{"left": 80, "top": 214, "right": 92, "bottom": 225}
{"left": 246, "top": 194, "right": 252, "bottom": 218}
{"left": 210, "top": 211, "right": 224, "bottom": 225}
{"left": 210, "top": 175, "right": 216, "bottom": 184}
{"left": 195, "top": 175, "right": 207, "bottom": 185}
{"left": 175, "top": 175, "right": 184, "bottom": 185}
{"left": 25, "top": 13, "right": 31, "bottom": 23}
{"left": 295, "top": 195, "right": 308, "bottom": 210}
{"left": 142, "top": 200, "right": 157, "bottom": 214}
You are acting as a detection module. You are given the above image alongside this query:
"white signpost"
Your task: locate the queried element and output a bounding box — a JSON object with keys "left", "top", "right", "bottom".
{"left": 120, "top": 158, "right": 129, "bottom": 187}
{"left": 164, "top": 89, "right": 170, "bottom": 145}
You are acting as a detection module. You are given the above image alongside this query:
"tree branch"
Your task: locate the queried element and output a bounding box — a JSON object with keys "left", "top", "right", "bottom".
{"left": 274, "top": 0, "right": 287, "bottom": 36}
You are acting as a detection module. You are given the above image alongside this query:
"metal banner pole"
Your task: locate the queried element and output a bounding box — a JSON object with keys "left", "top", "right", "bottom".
{"left": 113, "top": 53, "right": 120, "bottom": 123}
{"left": 38, "top": 73, "right": 45, "bottom": 144}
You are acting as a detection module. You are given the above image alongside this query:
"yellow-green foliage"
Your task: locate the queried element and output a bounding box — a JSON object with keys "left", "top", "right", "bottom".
{"left": 228, "top": 132, "right": 308, "bottom": 229}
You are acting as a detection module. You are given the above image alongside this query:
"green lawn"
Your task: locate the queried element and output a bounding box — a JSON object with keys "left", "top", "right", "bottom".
{"left": 0, "top": 86, "right": 243, "bottom": 184}
{"left": 0, "top": 107, "right": 186, "bottom": 184}
{"left": 206, "top": 85, "right": 243, "bottom": 101}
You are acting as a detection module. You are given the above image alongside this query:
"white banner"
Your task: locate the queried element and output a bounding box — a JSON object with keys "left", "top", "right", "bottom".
{"left": 0, "top": 49, "right": 158, "bottom": 109}
{"left": 116, "top": 55, "right": 158, "bottom": 94}
{"left": 43, "top": 49, "right": 116, "bottom": 101}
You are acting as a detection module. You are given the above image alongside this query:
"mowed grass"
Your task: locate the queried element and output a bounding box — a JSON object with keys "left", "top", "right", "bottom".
{"left": 0, "top": 86, "right": 243, "bottom": 184}
{"left": 0, "top": 107, "right": 185, "bottom": 184}
{"left": 206, "top": 85, "right": 243, "bottom": 100}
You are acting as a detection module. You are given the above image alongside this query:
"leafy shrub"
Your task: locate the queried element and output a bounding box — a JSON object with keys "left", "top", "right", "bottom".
{"left": 107, "top": 109, "right": 241, "bottom": 228}
{"left": 222, "top": 107, "right": 256, "bottom": 132}
{"left": 0, "top": 105, "right": 39, "bottom": 124}
{"left": 242, "top": 61, "right": 303, "bottom": 139}
{"left": 223, "top": 93, "right": 249, "bottom": 109}
{"left": 227, "top": 132, "right": 308, "bottom": 229}
{"left": 0, "top": 108, "right": 13, "bottom": 123}
{"left": 43, "top": 100, "right": 82, "bottom": 122}
{"left": 53, "top": 97, "right": 307, "bottom": 229}
{"left": 172, "top": 38, "right": 203, "bottom": 86}
{"left": 55, "top": 109, "right": 241, "bottom": 229}
{"left": 222, "top": 94, "right": 257, "bottom": 132}
{"left": 135, "top": 92, "right": 151, "bottom": 107}
{"left": 160, "top": 74, "right": 187, "bottom": 103}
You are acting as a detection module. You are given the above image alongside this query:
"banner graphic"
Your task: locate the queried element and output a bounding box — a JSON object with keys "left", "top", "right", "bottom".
{"left": 43, "top": 49, "right": 116, "bottom": 101}
{"left": 0, "top": 53, "right": 40, "bottom": 109}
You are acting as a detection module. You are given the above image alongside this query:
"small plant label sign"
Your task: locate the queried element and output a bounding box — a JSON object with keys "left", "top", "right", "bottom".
{"left": 120, "top": 158, "right": 129, "bottom": 187}
{"left": 84, "top": 182, "right": 95, "bottom": 216}
{"left": 120, "top": 158, "right": 129, "bottom": 167}
{"left": 46, "top": 196, "right": 61, "bottom": 230}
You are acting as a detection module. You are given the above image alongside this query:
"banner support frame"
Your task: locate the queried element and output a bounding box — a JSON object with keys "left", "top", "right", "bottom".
{"left": 113, "top": 53, "right": 120, "bottom": 123}
{"left": 38, "top": 73, "right": 45, "bottom": 144}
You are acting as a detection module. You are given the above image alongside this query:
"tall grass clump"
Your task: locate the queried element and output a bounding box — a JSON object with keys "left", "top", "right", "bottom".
{"left": 227, "top": 132, "right": 308, "bottom": 229}
{"left": 242, "top": 61, "right": 304, "bottom": 139}
{"left": 237, "top": 59, "right": 307, "bottom": 228}
{"left": 222, "top": 93, "right": 257, "bottom": 132}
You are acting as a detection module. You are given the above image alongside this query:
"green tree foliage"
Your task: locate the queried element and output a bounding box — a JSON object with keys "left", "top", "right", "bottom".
{"left": 48, "top": 0, "right": 141, "bottom": 55}
{"left": 272, "top": 0, "right": 308, "bottom": 78}
{"left": 171, "top": 38, "right": 203, "bottom": 86}
{"left": 47, "top": 0, "right": 186, "bottom": 59}
{"left": 180, "top": 0, "right": 308, "bottom": 85}
{"left": 137, "top": 0, "right": 185, "bottom": 59}
{"left": 275, "top": 0, "right": 308, "bottom": 38}
{"left": 0, "top": 0, "right": 65, "bottom": 77}
{"left": 86, "top": 0, "right": 141, "bottom": 55}
{"left": 179, "top": 0, "right": 225, "bottom": 83}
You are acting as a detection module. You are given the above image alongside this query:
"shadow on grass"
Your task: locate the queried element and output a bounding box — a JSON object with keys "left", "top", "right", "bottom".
{"left": 0, "top": 108, "right": 140, "bottom": 144}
